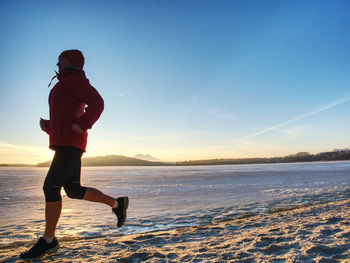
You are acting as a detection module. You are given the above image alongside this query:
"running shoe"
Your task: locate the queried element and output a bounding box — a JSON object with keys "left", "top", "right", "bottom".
{"left": 112, "top": 197, "right": 129, "bottom": 227}
{"left": 20, "top": 237, "right": 59, "bottom": 260}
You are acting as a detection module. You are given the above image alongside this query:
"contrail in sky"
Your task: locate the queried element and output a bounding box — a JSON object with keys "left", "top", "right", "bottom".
{"left": 235, "top": 95, "right": 350, "bottom": 142}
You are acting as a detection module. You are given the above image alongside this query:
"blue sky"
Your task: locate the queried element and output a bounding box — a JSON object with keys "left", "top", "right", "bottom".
{"left": 0, "top": 0, "right": 350, "bottom": 163}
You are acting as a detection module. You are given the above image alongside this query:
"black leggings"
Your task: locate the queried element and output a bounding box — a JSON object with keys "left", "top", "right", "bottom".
{"left": 43, "top": 146, "right": 87, "bottom": 202}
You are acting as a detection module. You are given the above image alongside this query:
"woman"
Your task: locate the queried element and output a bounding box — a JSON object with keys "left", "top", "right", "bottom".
{"left": 20, "top": 50, "right": 129, "bottom": 260}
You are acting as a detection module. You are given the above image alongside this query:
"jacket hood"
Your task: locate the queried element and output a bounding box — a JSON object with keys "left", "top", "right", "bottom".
{"left": 59, "top": 49, "right": 85, "bottom": 69}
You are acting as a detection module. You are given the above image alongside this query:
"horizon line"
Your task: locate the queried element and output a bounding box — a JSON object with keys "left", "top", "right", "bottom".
{"left": 2, "top": 147, "right": 349, "bottom": 166}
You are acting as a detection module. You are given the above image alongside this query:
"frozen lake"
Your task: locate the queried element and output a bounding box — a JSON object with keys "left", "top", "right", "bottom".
{"left": 1, "top": 161, "right": 350, "bottom": 248}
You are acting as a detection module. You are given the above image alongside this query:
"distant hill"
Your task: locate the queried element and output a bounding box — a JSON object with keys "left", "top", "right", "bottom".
{"left": 36, "top": 155, "right": 169, "bottom": 167}
{"left": 133, "top": 154, "right": 160, "bottom": 162}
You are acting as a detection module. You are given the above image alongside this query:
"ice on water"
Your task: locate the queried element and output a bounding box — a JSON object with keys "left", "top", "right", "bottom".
{"left": 0, "top": 161, "right": 350, "bottom": 248}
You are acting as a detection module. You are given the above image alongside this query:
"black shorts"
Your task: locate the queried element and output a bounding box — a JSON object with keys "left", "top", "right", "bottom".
{"left": 43, "top": 146, "right": 87, "bottom": 202}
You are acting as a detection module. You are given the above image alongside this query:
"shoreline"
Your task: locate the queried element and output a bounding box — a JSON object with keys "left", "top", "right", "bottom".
{"left": 1, "top": 199, "right": 350, "bottom": 262}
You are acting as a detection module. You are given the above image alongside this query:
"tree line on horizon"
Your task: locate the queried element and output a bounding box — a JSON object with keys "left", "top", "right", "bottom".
{"left": 175, "top": 149, "right": 350, "bottom": 166}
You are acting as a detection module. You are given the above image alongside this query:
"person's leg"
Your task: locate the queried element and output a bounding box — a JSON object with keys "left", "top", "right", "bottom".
{"left": 83, "top": 187, "right": 116, "bottom": 207}
{"left": 63, "top": 148, "right": 128, "bottom": 227}
{"left": 20, "top": 149, "right": 67, "bottom": 260}
{"left": 42, "top": 147, "right": 82, "bottom": 238}
{"left": 63, "top": 157, "right": 117, "bottom": 207}
{"left": 43, "top": 201, "right": 62, "bottom": 239}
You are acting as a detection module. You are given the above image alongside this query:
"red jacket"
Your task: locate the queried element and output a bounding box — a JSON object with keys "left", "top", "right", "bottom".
{"left": 44, "top": 69, "right": 104, "bottom": 152}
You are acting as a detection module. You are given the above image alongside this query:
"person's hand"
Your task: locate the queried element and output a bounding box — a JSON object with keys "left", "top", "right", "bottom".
{"left": 40, "top": 118, "right": 48, "bottom": 132}
{"left": 71, "top": 123, "right": 84, "bottom": 134}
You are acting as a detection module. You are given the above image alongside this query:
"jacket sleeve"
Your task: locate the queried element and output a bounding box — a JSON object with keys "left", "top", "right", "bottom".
{"left": 73, "top": 80, "right": 104, "bottom": 131}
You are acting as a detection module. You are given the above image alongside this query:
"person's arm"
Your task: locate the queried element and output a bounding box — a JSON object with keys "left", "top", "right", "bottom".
{"left": 40, "top": 118, "right": 50, "bottom": 134}
{"left": 72, "top": 80, "right": 104, "bottom": 133}
{"left": 71, "top": 123, "right": 84, "bottom": 134}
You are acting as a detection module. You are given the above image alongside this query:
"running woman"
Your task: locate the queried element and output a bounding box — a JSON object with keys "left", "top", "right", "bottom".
{"left": 20, "top": 50, "right": 129, "bottom": 260}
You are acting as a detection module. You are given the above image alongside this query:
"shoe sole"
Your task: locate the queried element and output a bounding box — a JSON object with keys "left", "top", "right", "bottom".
{"left": 20, "top": 243, "right": 60, "bottom": 261}
{"left": 118, "top": 197, "right": 129, "bottom": 227}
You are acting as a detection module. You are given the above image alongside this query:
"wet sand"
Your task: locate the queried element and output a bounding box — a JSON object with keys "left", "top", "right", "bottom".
{"left": 1, "top": 199, "right": 350, "bottom": 262}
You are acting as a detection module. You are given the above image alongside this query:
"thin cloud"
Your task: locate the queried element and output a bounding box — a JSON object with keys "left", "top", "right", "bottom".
{"left": 235, "top": 95, "right": 350, "bottom": 142}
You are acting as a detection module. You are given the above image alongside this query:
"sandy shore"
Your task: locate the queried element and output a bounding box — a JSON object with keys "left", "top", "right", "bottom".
{"left": 1, "top": 199, "right": 350, "bottom": 262}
